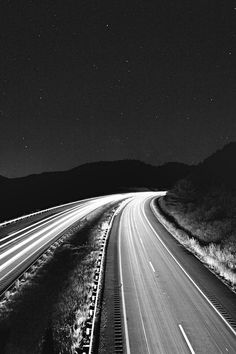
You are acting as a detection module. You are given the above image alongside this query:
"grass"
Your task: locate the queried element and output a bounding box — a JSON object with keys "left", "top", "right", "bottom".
{"left": 155, "top": 197, "right": 236, "bottom": 290}
{"left": 48, "top": 248, "right": 97, "bottom": 353}
{"left": 0, "top": 203, "right": 119, "bottom": 353}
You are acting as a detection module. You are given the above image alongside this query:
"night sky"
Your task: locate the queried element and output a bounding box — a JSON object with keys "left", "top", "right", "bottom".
{"left": 1, "top": 1, "right": 236, "bottom": 177}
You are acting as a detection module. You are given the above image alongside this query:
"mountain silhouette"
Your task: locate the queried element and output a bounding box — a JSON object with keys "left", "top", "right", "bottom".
{"left": 195, "top": 142, "right": 236, "bottom": 187}
{"left": 0, "top": 159, "right": 191, "bottom": 222}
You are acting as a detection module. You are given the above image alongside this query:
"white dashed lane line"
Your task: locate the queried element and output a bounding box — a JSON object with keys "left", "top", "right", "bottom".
{"left": 149, "top": 261, "right": 155, "bottom": 273}
{"left": 179, "top": 324, "right": 195, "bottom": 354}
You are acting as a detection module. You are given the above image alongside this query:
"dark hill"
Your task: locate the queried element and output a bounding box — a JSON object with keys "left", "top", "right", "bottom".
{"left": 163, "top": 142, "right": 236, "bottom": 244}
{"left": 189, "top": 142, "right": 236, "bottom": 189}
{"left": 0, "top": 159, "right": 191, "bottom": 222}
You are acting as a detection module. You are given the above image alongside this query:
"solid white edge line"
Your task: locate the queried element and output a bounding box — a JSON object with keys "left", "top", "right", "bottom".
{"left": 149, "top": 261, "right": 155, "bottom": 273}
{"left": 118, "top": 206, "right": 131, "bottom": 354}
{"left": 0, "top": 194, "right": 124, "bottom": 227}
{"left": 88, "top": 221, "right": 112, "bottom": 354}
{"left": 0, "top": 203, "right": 83, "bottom": 244}
{"left": 126, "top": 207, "right": 152, "bottom": 354}
{"left": 178, "top": 324, "right": 195, "bottom": 354}
{"left": 0, "top": 203, "right": 103, "bottom": 264}
{"left": 147, "top": 199, "right": 236, "bottom": 338}
{"left": 0, "top": 197, "right": 87, "bottom": 227}
{"left": 0, "top": 204, "right": 86, "bottom": 247}
{"left": 90, "top": 198, "right": 132, "bottom": 354}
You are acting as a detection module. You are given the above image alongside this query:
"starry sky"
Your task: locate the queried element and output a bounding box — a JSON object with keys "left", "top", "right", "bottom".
{"left": 1, "top": 0, "right": 236, "bottom": 177}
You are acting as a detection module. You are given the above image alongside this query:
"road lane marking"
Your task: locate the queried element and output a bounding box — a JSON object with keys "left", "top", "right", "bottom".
{"left": 139, "top": 237, "right": 146, "bottom": 252}
{"left": 0, "top": 201, "right": 87, "bottom": 242}
{"left": 179, "top": 324, "right": 195, "bottom": 354}
{"left": 0, "top": 199, "right": 84, "bottom": 228}
{"left": 89, "top": 205, "right": 123, "bottom": 354}
{"left": 0, "top": 194, "right": 125, "bottom": 228}
{"left": 118, "top": 214, "right": 131, "bottom": 354}
{"left": 1, "top": 198, "right": 126, "bottom": 272}
{"left": 126, "top": 209, "right": 152, "bottom": 354}
{"left": 149, "top": 261, "right": 155, "bottom": 273}
{"left": 0, "top": 197, "right": 125, "bottom": 261}
{"left": 145, "top": 200, "right": 236, "bottom": 338}
{"left": 0, "top": 204, "right": 83, "bottom": 246}
{"left": 0, "top": 210, "right": 87, "bottom": 273}
{"left": 139, "top": 238, "right": 156, "bottom": 274}
{"left": 0, "top": 206, "right": 93, "bottom": 262}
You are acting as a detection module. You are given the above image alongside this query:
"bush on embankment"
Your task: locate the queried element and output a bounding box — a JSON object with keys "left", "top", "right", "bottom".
{"left": 158, "top": 143, "right": 236, "bottom": 288}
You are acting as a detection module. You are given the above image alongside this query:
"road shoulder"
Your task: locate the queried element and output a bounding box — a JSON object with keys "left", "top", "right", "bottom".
{"left": 148, "top": 198, "right": 236, "bottom": 330}
{"left": 98, "top": 211, "right": 125, "bottom": 354}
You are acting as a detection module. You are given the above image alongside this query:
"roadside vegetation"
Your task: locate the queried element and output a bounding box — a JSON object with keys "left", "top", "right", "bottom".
{"left": 0, "top": 203, "right": 119, "bottom": 353}
{"left": 156, "top": 143, "right": 236, "bottom": 290}
{"left": 158, "top": 181, "right": 236, "bottom": 289}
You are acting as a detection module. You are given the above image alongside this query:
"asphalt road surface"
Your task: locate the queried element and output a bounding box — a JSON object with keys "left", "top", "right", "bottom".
{"left": 2, "top": 191, "right": 236, "bottom": 353}
{"left": 0, "top": 194, "right": 124, "bottom": 295}
{"left": 118, "top": 193, "right": 236, "bottom": 353}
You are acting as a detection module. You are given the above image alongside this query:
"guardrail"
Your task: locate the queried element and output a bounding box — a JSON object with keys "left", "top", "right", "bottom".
{"left": 78, "top": 217, "right": 114, "bottom": 354}
{"left": 78, "top": 200, "right": 131, "bottom": 354}
{"left": 0, "top": 199, "right": 130, "bottom": 353}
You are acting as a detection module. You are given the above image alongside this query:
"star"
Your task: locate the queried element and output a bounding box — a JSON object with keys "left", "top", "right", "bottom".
{"left": 92, "top": 64, "right": 98, "bottom": 70}
{"left": 105, "top": 24, "right": 111, "bottom": 30}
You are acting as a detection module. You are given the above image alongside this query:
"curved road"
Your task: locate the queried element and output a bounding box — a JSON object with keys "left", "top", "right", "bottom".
{"left": 2, "top": 191, "right": 236, "bottom": 353}
{"left": 118, "top": 193, "right": 236, "bottom": 353}
{"left": 0, "top": 194, "right": 125, "bottom": 295}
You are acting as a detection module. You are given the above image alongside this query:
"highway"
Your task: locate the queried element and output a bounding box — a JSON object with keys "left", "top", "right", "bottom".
{"left": 0, "top": 194, "right": 125, "bottom": 295}
{"left": 118, "top": 193, "right": 236, "bottom": 353}
{"left": 2, "top": 191, "right": 236, "bottom": 353}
